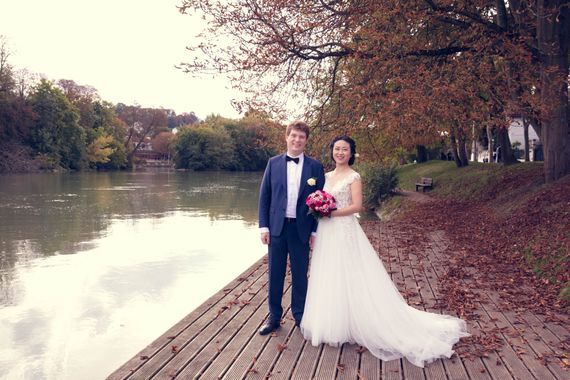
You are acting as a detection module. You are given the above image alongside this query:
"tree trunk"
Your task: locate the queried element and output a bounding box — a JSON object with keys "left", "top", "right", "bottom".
{"left": 523, "top": 118, "right": 530, "bottom": 161}
{"left": 471, "top": 125, "right": 478, "bottom": 161}
{"left": 416, "top": 145, "right": 427, "bottom": 163}
{"left": 457, "top": 127, "right": 469, "bottom": 166}
{"left": 538, "top": 0, "right": 570, "bottom": 182}
{"left": 496, "top": 127, "right": 518, "bottom": 165}
{"left": 449, "top": 127, "right": 463, "bottom": 167}
{"left": 486, "top": 124, "right": 494, "bottom": 163}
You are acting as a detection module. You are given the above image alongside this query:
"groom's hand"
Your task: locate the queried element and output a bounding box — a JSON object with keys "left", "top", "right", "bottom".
{"left": 261, "top": 232, "right": 270, "bottom": 245}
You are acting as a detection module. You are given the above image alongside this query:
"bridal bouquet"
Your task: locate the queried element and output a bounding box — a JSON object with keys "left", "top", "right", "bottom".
{"left": 306, "top": 190, "right": 337, "bottom": 219}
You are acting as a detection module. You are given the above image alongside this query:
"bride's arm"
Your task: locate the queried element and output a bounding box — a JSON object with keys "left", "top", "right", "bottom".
{"left": 330, "top": 179, "right": 363, "bottom": 217}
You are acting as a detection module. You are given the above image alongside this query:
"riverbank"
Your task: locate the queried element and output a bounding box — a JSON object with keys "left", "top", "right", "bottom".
{"left": 0, "top": 142, "right": 44, "bottom": 173}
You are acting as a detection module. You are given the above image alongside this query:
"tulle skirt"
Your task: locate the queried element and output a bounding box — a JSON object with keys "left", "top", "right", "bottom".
{"left": 300, "top": 215, "right": 469, "bottom": 367}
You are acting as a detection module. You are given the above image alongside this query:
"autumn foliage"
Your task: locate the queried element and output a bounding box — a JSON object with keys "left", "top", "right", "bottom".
{"left": 179, "top": 0, "right": 569, "bottom": 182}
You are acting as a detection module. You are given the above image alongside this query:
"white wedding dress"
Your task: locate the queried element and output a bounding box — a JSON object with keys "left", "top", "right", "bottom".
{"left": 300, "top": 171, "right": 469, "bottom": 367}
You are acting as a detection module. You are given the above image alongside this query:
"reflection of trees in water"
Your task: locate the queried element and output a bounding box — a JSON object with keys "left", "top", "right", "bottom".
{"left": 175, "top": 172, "right": 260, "bottom": 224}
{"left": 0, "top": 171, "right": 262, "bottom": 273}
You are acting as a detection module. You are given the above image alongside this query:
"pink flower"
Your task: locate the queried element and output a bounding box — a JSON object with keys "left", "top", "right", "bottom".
{"left": 305, "top": 190, "right": 337, "bottom": 219}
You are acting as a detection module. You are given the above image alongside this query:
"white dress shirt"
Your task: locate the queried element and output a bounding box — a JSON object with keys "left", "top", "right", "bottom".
{"left": 285, "top": 153, "right": 304, "bottom": 218}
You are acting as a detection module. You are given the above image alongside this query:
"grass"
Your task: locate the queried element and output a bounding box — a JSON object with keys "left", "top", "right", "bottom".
{"left": 396, "top": 160, "right": 457, "bottom": 191}
{"left": 396, "top": 160, "right": 545, "bottom": 203}
{"left": 376, "top": 195, "right": 404, "bottom": 221}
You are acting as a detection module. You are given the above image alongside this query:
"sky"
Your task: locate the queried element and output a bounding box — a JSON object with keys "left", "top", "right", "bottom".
{"left": 0, "top": 0, "right": 244, "bottom": 119}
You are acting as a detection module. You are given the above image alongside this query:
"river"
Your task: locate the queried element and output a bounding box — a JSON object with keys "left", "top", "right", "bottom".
{"left": 0, "top": 170, "right": 264, "bottom": 379}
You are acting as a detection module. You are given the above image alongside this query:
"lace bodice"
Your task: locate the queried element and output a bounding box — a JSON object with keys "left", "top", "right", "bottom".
{"left": 324, "top": 171, "right": 361, "bottom": 209}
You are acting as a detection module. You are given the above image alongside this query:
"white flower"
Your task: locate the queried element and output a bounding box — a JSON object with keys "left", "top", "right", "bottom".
{"left": 307, "top": 177, "right": 317, "bottom": 186}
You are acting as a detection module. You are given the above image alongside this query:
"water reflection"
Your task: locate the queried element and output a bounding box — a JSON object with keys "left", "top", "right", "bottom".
{"left": 0, "top": 171, "right": 260, "bottom": 261}
{"left": 0, "top": 171, "right": 264, "bottom": 379}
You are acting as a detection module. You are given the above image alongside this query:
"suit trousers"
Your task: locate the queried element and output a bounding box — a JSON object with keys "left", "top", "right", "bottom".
{"left": 267, "top": 219, "right": 310, "bottom": 323}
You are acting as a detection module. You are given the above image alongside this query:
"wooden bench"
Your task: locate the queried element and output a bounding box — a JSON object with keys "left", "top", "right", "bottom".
{"left": 415, "top": 177, "right": 433, "bottom": 192}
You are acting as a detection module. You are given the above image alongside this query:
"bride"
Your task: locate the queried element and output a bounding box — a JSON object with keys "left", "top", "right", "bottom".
{"left": 300, "top": 135, "right": 469, "bottom": 368}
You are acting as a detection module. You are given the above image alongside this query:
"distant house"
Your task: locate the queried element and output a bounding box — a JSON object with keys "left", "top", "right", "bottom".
{"left": 133, "top": 136, "right": 153, "bottom": 151}
{"left": 131, "top": 136, "right": 170, "bottom": 164}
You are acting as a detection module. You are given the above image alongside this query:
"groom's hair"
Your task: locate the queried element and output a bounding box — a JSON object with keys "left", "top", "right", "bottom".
{"left": 286, "top": 120, "right": 310, "bottom": 139}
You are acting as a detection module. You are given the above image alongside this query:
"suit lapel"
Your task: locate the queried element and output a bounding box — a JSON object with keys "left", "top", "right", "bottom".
{"left": 278, "top": 153, "right": 287, "bottom": 190}
{"left": 298, "top": 156, "right": 310, "bottom": 201}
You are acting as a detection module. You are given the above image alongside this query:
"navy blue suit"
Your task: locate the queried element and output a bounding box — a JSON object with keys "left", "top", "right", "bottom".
{"left": 258, "top": 153, "right": 325, "bottom": 323}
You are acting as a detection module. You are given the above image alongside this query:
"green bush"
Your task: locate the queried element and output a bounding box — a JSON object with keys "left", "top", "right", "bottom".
{"left": 356, "top": 162, "right": 399, "bottom": 209}
{"left": 173, "top": 125, "right": 235, "bottom": 170}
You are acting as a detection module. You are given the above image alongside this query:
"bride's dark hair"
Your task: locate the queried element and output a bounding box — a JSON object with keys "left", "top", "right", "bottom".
{"left": 330, "top": 135, "right": 357, "bottom": 165}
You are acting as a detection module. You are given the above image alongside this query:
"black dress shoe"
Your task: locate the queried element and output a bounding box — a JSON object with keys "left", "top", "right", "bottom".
{"left": 258, "top": 321, "right": 280, "bottom": 335}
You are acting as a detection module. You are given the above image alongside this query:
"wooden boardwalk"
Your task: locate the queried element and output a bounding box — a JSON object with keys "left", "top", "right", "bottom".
{"left": 108, "top": 224, "right": 569, "bottom": 380}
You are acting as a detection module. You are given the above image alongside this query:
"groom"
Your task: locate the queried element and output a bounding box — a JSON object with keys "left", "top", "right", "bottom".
{"left": 258, "top": 120, "right": 325, "bottom": 335}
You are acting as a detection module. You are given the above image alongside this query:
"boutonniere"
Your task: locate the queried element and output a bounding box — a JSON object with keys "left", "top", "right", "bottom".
{"left": 307, "top": 177, "right": 317, "bottom": 186}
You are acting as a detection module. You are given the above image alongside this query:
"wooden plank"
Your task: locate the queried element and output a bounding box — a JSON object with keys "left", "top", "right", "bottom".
{"left": 313, "top": 343, "right": 341, "bottom": 379}
{"left": 451, "top": 260, "right": 547, "bottom": 380}
{"left": 482, "top": 305, "right": 554, "bottom": 379}
{"left": 170, "top": 271, "right": 269, "bottom": 378}
{"left": 107, "top": 259, "right": 266, "bottom": 380}
{"left": 384, "top": 236, "right": 412, "bottom": 380}
{"left": 246, "top": 317, "right": 296, "bottom": 379}
{"left": 379, "top": 229, "right": 414, "bottom": 380}
{"left": 427, "top": 230, "right": 558, "bottom": 380}
{"left": 417, "top": 235, "right": 476, "bottom": 380}
{"left": 423, "top": 231, "right": 494, "bottom": 380}
{"left": 145, "top": 265, "right": 270, "bottom": 379}
{"left": 484, "top": 293, "right": 563, "bottom": 380}
{"left": 521, "top": 312, "right": 569, "bottom": 348}
{"left": 393, "top": 237, "right": 426, "bottom": 380}
{"left": 532, "top": 313, "right": 570, "bottom": 341}
{"left": 221, "top": 282, "right": 293, "bottom": 379}
{"left": 371, "top": 227, "right": 403, "bottom": 380}
{"left": 359, "top": 349, "right": 380, "bottom": 380}
{"left": 197, "top": 285, "right": 272, "bottom": 379}
{"left": 467, "top": 291, "right": 527, "bottom": 380}
{"left": 407, "top": 240, "right": 456, "bottom": 380}
{"left": 291, "top": 339, "right": 322, "bottom": 380}
{"left": 270, "top": 328, "right": 306, "bottom": 379}
{"left": 337, "top": 343, "right": 360, "bottom": 380}
{"left": 382, "top": 359, "right": 403, "bottom": 380}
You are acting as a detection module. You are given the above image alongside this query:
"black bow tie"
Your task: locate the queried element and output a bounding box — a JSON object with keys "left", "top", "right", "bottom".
{"left": 286, "top": 155, "right": 299, "bottom": 164}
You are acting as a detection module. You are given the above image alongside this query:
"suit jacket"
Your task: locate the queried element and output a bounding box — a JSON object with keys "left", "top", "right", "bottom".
{"left": 258, "top": 153, "right": 325, "bottom": 243}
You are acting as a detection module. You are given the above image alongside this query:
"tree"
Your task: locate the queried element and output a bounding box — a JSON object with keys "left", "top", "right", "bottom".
{"left": 57, "top": 79, "right": 100, "bottom": 130}
{"left": 29, "top": 80, "right": 86, "bottom": 169}
{"left": 0, "top": 36, "right": 15, "bottom": 96}
{"left": 172, "top": 124, "right": 234, "bottom": 170}
{"left": 523, "top": 118, "right": 531, "bottom": 162}
{"left": 151, "top": 131, "right": 174, "bottom": 158}
{"left": 536, "top": 1, "right": 569, "bottom": 181}
{"left": 86, "top": 134, "right": 115, "bottom": 166}
{"left": 180, "top": 0, "right": 569, "bottom": 181}
{"left": 167, "top": 110, "right": 199, "bottom": 129}
{"left": 116, "top": 104, "right": 168, "bottom": 163}
{"left": 14, "top": 68, "right": 37, "bottom": 100}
